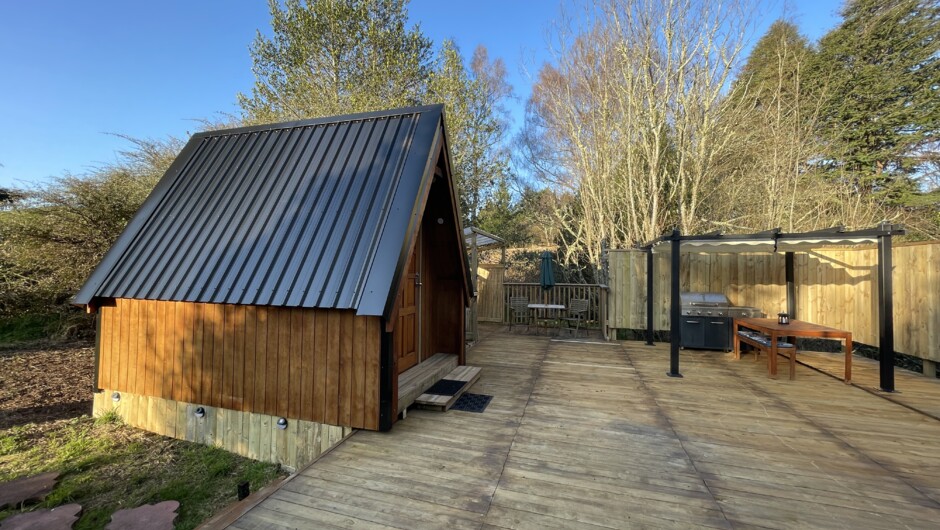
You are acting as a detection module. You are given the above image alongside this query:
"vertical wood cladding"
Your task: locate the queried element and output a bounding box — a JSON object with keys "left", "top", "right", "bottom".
{"left": 98, "top": 299, "right": 381, "bottom": 430}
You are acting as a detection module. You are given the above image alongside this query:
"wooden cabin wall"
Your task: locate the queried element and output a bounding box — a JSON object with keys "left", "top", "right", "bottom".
{"left": 421, "top": 176, "right": 466, "bottom": 364}
{"left": 97, "top": 298, "right": 381, "bottom": 430}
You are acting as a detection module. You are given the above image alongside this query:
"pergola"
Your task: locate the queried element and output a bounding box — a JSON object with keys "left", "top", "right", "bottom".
{"left": 641, "top": 223, "right": 906, "bottom": 391}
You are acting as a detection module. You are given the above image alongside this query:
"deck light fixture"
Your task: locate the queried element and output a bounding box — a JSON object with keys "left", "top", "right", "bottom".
{"left": 194, "top": 406, "right": 206, "bottom": 418}
{"left": 111, "top": 391, "right": 121, "bottom": 402}
{"left": 778, "top": 312, "right": 790, "bottom": 325}
{"left": 277, "top": 417, "right": 288, "bottom": 429}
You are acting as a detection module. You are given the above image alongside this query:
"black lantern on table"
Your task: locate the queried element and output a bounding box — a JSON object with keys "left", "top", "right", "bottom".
{"left": 778, "top": 312, "right": 790, "bottom": 325}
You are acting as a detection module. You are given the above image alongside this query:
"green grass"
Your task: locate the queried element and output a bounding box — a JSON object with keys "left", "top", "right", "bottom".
{"left": 0, "top": 416, "right": 284, "bottom": 530}
{"left": 0, "top": 314, "right": 62, "bottom": 345}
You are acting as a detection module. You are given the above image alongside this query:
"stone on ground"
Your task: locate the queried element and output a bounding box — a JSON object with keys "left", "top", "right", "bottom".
{"left": 0, "top": 472, "right": 60, "bottom": 510}
{"left": 0, "top": 503, "right": 81, "bottom": 529}
{"left": 105, "top": 500, "right": 179, "bottom": 530}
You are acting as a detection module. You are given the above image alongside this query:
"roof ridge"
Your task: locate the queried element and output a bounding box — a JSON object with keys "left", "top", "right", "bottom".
{"left": 194, "top": 104, "right": 445, "bottom": 139}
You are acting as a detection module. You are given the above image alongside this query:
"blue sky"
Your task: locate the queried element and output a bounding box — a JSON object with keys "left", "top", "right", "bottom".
{"left": 0, "top": 0, "right": 844, "bottom": 189}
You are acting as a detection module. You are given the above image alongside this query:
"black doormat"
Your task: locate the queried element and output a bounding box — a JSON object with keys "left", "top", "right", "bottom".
{"left": 424, "top": 379, "right": 465, "bottom": 396}
{"left": 451, "top": 393, "right": 493, "bottom": 413}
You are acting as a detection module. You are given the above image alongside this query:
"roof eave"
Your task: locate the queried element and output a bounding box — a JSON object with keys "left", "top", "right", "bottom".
{"left": 72, "top": 135, "right": 205, "bottom": 306}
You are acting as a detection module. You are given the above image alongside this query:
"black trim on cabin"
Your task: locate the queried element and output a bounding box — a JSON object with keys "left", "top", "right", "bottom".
{"left": 379, "top": 326, "right": 395, "bottom": 431}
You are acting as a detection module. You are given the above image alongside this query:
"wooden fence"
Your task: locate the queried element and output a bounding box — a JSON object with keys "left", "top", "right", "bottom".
{"left": 501, "top": 283, "right": 608, "bottom": 330}
{"left": 477, "top": 265, "right": 506, "bottom": 322}
{"left": 607, "top": 242, "right": 940, "bottom": 362}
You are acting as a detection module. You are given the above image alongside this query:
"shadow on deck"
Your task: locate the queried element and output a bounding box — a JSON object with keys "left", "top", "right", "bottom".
{"left": 227, "top": 329, "right": 940, "bottom": 529}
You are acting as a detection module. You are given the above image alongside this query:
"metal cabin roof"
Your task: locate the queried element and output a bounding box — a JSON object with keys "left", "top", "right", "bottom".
{"left": 75, "top": 104, "right": 465, "bottom": 317}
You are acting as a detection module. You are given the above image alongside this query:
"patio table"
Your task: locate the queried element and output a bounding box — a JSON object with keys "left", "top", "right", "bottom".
{"left": 733, "top": 318, "right": 853, "bottom": 383}
{"left": 528, "top": 304, "right": 566, "bottom": 335}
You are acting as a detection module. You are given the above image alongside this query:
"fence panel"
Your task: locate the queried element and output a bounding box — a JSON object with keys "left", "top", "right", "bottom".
{"left": 477, "top": 265, "right": 505, "bottom": 322}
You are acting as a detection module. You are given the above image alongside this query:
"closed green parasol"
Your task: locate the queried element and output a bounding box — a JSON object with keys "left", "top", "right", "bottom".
{"left": 539, "top": 251, "right": 555, "bottom": 291}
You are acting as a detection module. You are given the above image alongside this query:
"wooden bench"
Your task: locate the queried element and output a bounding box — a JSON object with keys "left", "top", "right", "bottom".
{"left": 735, "top": 330, "right": 798, "bottom": 380}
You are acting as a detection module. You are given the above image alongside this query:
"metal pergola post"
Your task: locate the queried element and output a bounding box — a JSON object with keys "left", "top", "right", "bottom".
{"left": 646, "top": 249, "right": 655, "bottom": 345}
{"left": 668, "top": 230, "right": 682, "bottom": 378}
{"left": 785, "top": 252, "right": 796, "bottom": 319}
{"left": 878, "top": 228, "right": 895, "bottom": 392}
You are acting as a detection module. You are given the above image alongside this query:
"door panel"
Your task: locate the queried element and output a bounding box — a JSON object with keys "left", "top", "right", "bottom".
{"left": 396, "top": 236, "right": 420, "bottom": 374}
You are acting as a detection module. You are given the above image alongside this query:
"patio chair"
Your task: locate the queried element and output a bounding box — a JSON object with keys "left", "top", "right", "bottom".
{"left": 563, "top": 298, "right": 590, "bottom": 338}
{"left": 509, "top": 297, "right": 531, "bottom": 333}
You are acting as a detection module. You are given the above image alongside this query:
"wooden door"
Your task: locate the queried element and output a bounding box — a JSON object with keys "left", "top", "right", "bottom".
{"left": 396, "top": 238, "right": 420, "bottom": 374}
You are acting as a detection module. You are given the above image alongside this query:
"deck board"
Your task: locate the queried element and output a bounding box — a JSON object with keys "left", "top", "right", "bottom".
{"left": 798, "top": 349, "right": 940, "bottom": 420}
{"left": 226, "top": 329, "right": 940, "bottom": 529}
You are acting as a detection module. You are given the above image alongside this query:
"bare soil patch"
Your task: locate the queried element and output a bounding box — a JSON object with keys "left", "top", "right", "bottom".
{"left": 0, "top": 343, "right": 94, "bottom": 430}
{"left": 0, "top": 342, "right": 284, "bottom": 529}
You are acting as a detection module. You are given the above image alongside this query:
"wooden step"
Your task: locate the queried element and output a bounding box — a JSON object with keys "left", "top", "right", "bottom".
{"left": 414, "top": 366, "right": 482, "bottom": 412}
{"left": 397, "top": 353, "right": 458, "bottom": 413}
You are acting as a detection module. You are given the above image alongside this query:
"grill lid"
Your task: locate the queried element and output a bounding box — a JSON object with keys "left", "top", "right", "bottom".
{"left": 680, "top": 291, "right": 764, "bottom": 317}
{"left": 680, "top": 292, "right": 731, "bottom": 307}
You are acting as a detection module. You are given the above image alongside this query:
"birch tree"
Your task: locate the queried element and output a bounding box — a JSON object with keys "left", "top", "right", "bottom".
{"left": 521, "top": 0, "right": 754, "bottom": 266}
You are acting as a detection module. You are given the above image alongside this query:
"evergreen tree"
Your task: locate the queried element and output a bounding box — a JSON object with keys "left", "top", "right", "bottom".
{"left": 717, "top": 19, "right": 841, "bottom": 232}
{"left": 734, "top": 20, "right": 814, "bottom": 110}
{"left": 476, "top": 179, "right": 528, "bottom": 245}
{"left": 238, "top": 0, "right": 433, "bottom": 122}
{"left": 812, "top": 0, "right": 940, "bottom": 201}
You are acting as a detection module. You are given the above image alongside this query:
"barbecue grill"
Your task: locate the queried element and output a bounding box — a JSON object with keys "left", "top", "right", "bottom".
{"left": 680, "top": 292, "right": 764, "bottom": 350}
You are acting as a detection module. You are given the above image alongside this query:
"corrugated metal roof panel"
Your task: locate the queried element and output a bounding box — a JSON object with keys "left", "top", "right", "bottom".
{"left": 75, "top": 105, "right": 454, "bottom": 315}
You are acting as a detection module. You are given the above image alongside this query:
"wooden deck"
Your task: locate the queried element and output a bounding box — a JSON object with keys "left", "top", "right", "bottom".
{"left": 227, "top": 330, "right": 940, "bottom": 529}
{"left": 797, "top": 349, "right": 940, "bottom": 421}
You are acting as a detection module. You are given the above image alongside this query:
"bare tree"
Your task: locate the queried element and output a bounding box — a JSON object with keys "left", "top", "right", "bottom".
{"left": 521, "top": 0, "right": 756, "bottom": 267}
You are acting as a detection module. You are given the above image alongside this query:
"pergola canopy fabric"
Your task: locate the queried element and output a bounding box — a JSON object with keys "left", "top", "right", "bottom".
{"left": 646, "top": 226, "right": 902, "bottom": 254}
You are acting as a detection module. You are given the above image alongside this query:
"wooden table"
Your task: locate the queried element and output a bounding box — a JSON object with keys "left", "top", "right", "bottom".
{"left": 733, "top": 318, "right": 853, "bottom": 383}
{"left": 528, "top": 304, "right": 566, "bottom": 335}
